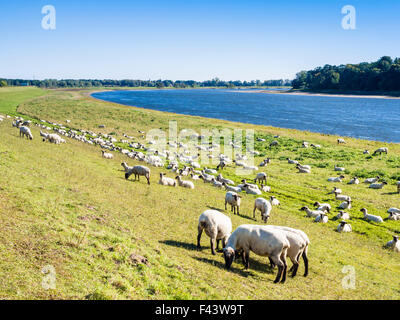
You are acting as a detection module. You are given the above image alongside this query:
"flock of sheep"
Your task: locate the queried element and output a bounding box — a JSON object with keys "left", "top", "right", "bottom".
{"left": 3, "top": 114, "right": 400, "bottom": 284}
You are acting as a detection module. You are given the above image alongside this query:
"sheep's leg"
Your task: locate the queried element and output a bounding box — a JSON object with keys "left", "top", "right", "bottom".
{"left": 270, "top": 256, "right": 283, "bottom": 283}
{"left": 302, "top": 250, "right": 309, "bottom": 277}
{"left": 210, "top": 238, "right": 216, "bottom": 255}
{"left": 216, "top": 239, "right": 220, "bottom": 250}
{"left": 146, "top": 174, "right": 150, "bottom": 185}
{"left": 237, "top": 206, "right": 240, "bottom": 215}
{"left": 268, "top": 257, "right": 276, "bottom": 268}
{"left": 225, "top": 201, "right": 227, "bottom": 211}
{"left": 253, "top": 207, "right": 256, "bottom": 220}
{"left": 196, "top": 227, "right": 203, "bottom": 250}
{"left": 243, "top": 251, "right": 250, "bottom": 269}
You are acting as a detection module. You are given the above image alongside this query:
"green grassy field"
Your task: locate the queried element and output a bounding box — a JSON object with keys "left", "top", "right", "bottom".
{"left": 0, "top": 87, "right": 399, "bottom": 300}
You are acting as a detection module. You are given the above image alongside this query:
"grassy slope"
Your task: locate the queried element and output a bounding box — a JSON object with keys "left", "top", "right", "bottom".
{"left": 0, "top": 87, "right": 399, "bottom": 299}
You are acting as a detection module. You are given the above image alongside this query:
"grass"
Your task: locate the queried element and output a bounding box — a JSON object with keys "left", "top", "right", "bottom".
{"left": 0, "top": 87, "right": 400, "bottom": 300}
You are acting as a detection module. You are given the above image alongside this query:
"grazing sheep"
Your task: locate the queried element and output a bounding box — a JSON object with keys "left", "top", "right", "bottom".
{"left": 225, "top": 191, "right": 241, "bottom": 215}
{"left": 360, "top": 208, "right": 383, "bottom": 223}
{"left": 369, "top": 182, "right": 387, "bottom": 189}
{"left": 158, "top": 173, "right": 176, "bottom": 187}
{"left": 373, "top": 147, "right": 388, "bottom": 155}
{"left": 315, "top": 213, "right": 328, "bottom": 223}
{"left": 101, "top": 150, "right": 113, "bottom": 159}
{"left": 270, "top": 196, "right": 280, "bottom": 206}
{"left": 176, "top": 176, "right": 195, "bottom": 189}
{"left": 337, "top": 138, "right": 346, "bottom": 144}
{"left": 314, "top": 202, "right": 331, "bottom": 212}
{"left": 364, "top": 176, "right": 380, "bottom": 184}
{"left": 253, "top": 198, "right": 272, "bottom": 222}
{"left": 190, "top": 173, "right": 201, "bottom": 180}
{"left": 300, "top": 206, "right": 326, "bottom": 219}
{"left": 348, "top": 177, "right": 360, "bottom": 185}
{"left": 328, "top": 175, "right": 345, "bottom": 183}
{"left": 125, "top": 165, "right": 151, "bottom": 185}
{"left": 197, "top": 210, "right": 232, "bottom": 255}
{"left": 19, "top": 126, "right": 33, "bottom": 140}
{"left": 254, "top": 172, "right": 267, "bottom": 185}
{"left": 339, "top": 200, "right": 352, "bottom": 210}
{"left": 337, "top": 221, "right": 352, "bottom": 233}
{"left": 223, "top": 224, "right": 290, "bottom": 283}
{"left": 334, "top": 192, "right": 351, "bottom": 202}
{"left": 388, "top": 212, "right": 400, "bottom": 221}
{"left": 385, "top": 236, "right": 400, "bottom": 252}
{"left": 337, "top": 211, "right": 350, "bottom": 220}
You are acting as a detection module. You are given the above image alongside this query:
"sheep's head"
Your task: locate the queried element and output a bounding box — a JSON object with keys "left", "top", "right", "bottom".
{"left": 340, "top": 221, "right": 347, "bottom": 226}
{"left": 393, "top": 236, "right": 399, "bottom": 243}
{"left": 223, "top": 247, "right": 235, "bottom": 270}
{"left": 300, "top": 206, "right": 308, "bottom": 211}
{"left": 360, "top": 208, "right": 367, "bottom": 215}
{"left": 262, "top": 213, "right": 270, "bottom": 223}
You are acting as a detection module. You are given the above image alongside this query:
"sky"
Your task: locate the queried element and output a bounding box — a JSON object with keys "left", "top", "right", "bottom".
{"left": 0, "top": 0, "right": 399, "bottom": 81}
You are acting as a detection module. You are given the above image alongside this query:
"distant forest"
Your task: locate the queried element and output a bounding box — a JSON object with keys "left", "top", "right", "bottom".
{"left": 0, "top": 78, "right": 291, "bottom": 89}
{"left": 292, "top": 56, "right": 400, "bottom": 92}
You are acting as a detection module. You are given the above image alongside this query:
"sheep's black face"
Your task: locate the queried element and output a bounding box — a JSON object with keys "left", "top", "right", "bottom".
{"left": 125, "top": 173, "right": 130, "bottom": 180}
{"left": 223, "top": 248, "right": 235, "bottom": 270}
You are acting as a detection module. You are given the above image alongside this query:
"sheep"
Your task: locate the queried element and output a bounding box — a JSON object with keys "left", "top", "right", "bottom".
{"left": 314, "top": 202, "right": 331, "bottom": 212}
{"left": 270, "top": 196, "right": 280, "bottom": 206}
{"left": 388, "top": 212, "right": 400, "bottom": 221}
{"left": 101, "top": 150, "right": 114, "bottom": 159}
{"left": 337, "top": 221, "right": 352, "bottom": 233}
{"left": 364, "top": 176, "right": 380, "bottom": 184}
{"left": 261, "top": 184, "right": 271, "bottom": 193}
{"left": 176, "top": 176, "right": 195, "bottom": 189}
{"left": 337, "top": 138, "right": 346, "bottom": 144}
{"left": 336, "top": 211, "right": 350, "bottom": 220}
{"left": 373, "top": 147, "right": 388, "bottom": 155}
{"left": 190, "top": 173, "right": 201, "bottom": 180}
{"left": 334, "top": 165, "right": 346, "bottom": 172}
{"left": 158, "top": 173, "right": 176, "bottom": 187}
{"left": 254, "top": 172, "right": 267, "bottom": 185}
{"left": 222, "top": 183, "right": 242, "bottom": 193}
{"left": 339, "top": 200, "right": 352, "bottom": 210}
{"left": 125, "top": 165, "right": 151, "bottom": 185}
{"left": 243, "top": 184, "right": 262, "bottom": 195}
{"left": 211, "top": 178, "right": 224, "bottom": 189}
{"left": 328, "top": 175, "right": 345, "bottom": 183}
{"left": 300, "top": 206, "right": 326, "bottom": 219}
{"left": 334, "top": 192, "right": 351, "bottom": 202}
{"left": 315, "top": 213, "right": 328, "bottom": 223}
{"left": 311, "top": 144, "right": 321, "bottom": 148}
{"left": 302, "top": 141, "right": 309, "bottom": 148}
{"left": 388, "top": 207, "right": 400, "bottom": 214}
{"left": 298, "top": 164, "right": 311, "bottom": 170}
{"left": 360, "top": 208, "right": 383, "bottom": 223}
{"left": 348, "top": 177, "right": 360, "bottom": 185}
{"left": 19, "top": 126, "right": 33, "bottom": 140}
{"left": 266, "top": 226, "right": 310, "bottom": 277}
{"left": 204, "top": 167, "right": 217, "bottom": 175}
{"left": 269, "top": 140, "right": 279, "bottom": 147}
{"left": 363, "top": 150, "right": 370, "bottom": 155}
{"left": 259, "top": 158, "right": 271, "bottom": 167}
{"left": 197, "top": 210, "right": 232, "bottom": 255}
{"left": 385, "top": 236, "right": 400, "bottom": 252}
{"left": 223, "top": 224, "right": 290, "bottom": 283}
{"left": 369, "top": 182, "right": 387, "bottom": 189}
{"left": 287, "top": 158, "right": 299, "bottom": 165}
{"left": 297, "top": 164, "right": 311, "bottom": 174}
{"left": 253, "top": 198, "right": 272, "bottom": 222}
{"left": 329, "top": 187, "right": 342, "bottom": 194}
{"left": 216, "top": 174, "right": 234, "bottom": 186}
{"left": 225, "top": 191, "right": 241, "bottom": 215}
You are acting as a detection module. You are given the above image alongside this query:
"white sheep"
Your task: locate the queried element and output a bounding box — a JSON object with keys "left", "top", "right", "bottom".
{"left": 339, "top": 200, "right": 352, "bottom": 210}
{"left": 385, "top": 236, "right": 400, "bottom": 252}
{"left": 270, "top": 196, "right": 280, "bottom": 206}
{"left": 388, "top": 207, "right": 400, "bottom": 214}
{"left": 334, "top": 165, "right": 346, "bottom": 172}
{"left": 261, "top": 184, "right": 271, "bottom": 193}
{"left": 254, "top": 172, "right": 267, "bottom": 185}
{"left": 19, "top": 126, "right": 33, "bottom": 140}
{"left": 360, "top": 208, "right": 383, "bottom": 223}
{"left": 101, "top": 150, "right": 113, "bottom": 159}
{"left": 121, "top": 162, "right": 133, "bottom": 173}
{"left": 388, "top": 212, "right": 400, "bottom": 221}
{"left": 337, "top": 138, "right": 346, "bottom": 144}
{"left": 336, "top": 211, "right": 350, "bottom": 220}
{"left": 300, "top": 206, "right": 326, "bottom": 219}
{"left": 297, "top": 164, "right": 311, "bottom": 173}
{"left": 223, "top": 224, "right": 290, "bottom": 283}
{"left": 158, "top": 173, "right": 176, "bottom": 187}
{"left": 337, "top": 221, "right": 352, "bottom": 233}
{"left": 314, "top": 202, "right": 331, "bottom": 212}
{"left": 373, "top": 147, "right": 388, "bottom": 155}
{"left": 315, "top": 213, "right": 328, "bottom": 223}
{"left": 329, "top": 186, "right": 342, "bottom": 194}
{"left": 216, "top": 174, "right": 234, "bottom": 186}
{"left": 369, "top": 182, "right": 387, "bottom": 189}
{"left": 328, "top": 175, "right": 345, "bottom": 183}
{"left": 225, "top": 191, "right": 242, "bottom": 215}
{"left": 253, "top": 198, "right": 272, "bottom": 222}
{"left": 197, "top": 210, "right": 232, "bottom": 255}
{"left": 364, "top": 176, "right": 380, "bottom": 184}
{"left": 348, "top": 177, "right": 360, "bottom": 185}
{"left": 125, "top": 165, "right": 151, "bottom": 185}
{"left": 334, "top": 192, "right": 351, "bottom": 202}
{"left": 223, "top": 183, "right": 242, "bottom": 193}
{"left": 287, "top": 158, "right": 299, "bottom": 165}
{"left": 176, "top": 176, "right": 195, "bottom": 189}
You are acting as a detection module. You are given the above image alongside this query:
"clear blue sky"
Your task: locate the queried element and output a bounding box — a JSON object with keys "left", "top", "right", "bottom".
{"left": 1, "top": 0, "right": 399, "bottom": 81}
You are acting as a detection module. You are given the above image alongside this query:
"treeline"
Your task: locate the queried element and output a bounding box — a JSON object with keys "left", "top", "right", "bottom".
{"left": 292, "top": 56, "right": 400, "bottom": 92}
{"left": 0, "top": 77, "right": 291, "bottom": 89}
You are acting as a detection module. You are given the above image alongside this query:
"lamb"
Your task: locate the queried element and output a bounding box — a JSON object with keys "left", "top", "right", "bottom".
{"left": 373, "top": 147, "right": 388, "bottom": 155}
{"left": 125, "top": 165, "right": 151, "bottom": 185}
{"left": 314, "top": 202, "right": 331, "bottom": 212}
{"left": 253, "top": 198, "right": 272, "bottom": 222}
{"left": 337, "top": 221, "right": 352, "bottom": 233}
{"left": 19, "top": 126, "right": 33, "bottom": 140}
{"left": 336, "top": 211, "right": 350, "bottom": 220}
{"left": 223, "top": 224, "right": 290, "bottom": 283}
{"left": 197, "top": 210, "right": 232, "bottom": 255}
{"left": 364, "top": 176, "right": 380, "bottom": 184}
{"left": 300, "top": 206, "right": 326, "bottom": 219}
{"left": 225, "top": 191, "right": 241, "bottom": 215}
{"left": 254, "top": 172, "right": 267, "bottom": 185}
{"left": 270, "top": 196, "right": 280, "bottom": 206}
{"left": 360, "top": 208, "right": 383, "bottom": 223}
{"left": 385, "top": 236, "right": 400, "bottom": 252}
{"left": 334, "top": 192, "right": 351, "bottom": 202}
{"left": 388, "top": 212, "right": 400, "bottom": 221}
{"left": 328, "top": 175, "right": 345, "bottom": 183}
{"left": 339, "top": 200, "right": 352, "bottom": 210}
{"left": 348, "top": 177, "right": 360, "bottom": 185}
{"left": 369, "top": 182, "right": 387, "bottom": 189}
{"left": 158, "top": 173, "right": 177, "bottom": 187}
{"left": 315, "top": 213, "right": 328, "bottom": 223}
{"left": 176, "top": 176, "right": 195, "bottom": 189}
{"left": 101, "top": 150, "right": 114, "bottom": 159}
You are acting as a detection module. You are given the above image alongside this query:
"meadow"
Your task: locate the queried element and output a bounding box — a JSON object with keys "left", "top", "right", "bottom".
{"left": 0, "top": 87, "right": 399, "bottom": 299}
